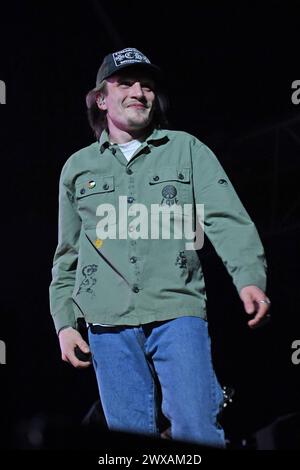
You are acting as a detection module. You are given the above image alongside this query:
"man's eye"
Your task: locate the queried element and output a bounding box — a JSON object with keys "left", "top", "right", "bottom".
{"left": 119, "top": 81, "right": 131, "bottom": 87}
{"left": 142, "top": 83, "right": 154, "bottom": 92}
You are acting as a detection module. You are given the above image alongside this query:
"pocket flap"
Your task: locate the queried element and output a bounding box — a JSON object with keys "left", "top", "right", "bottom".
{"left": 149, "top": 167, "right": 190, "bottom": 184}
{"left": 75, "top": 175, "right": 115, "bottom": 198}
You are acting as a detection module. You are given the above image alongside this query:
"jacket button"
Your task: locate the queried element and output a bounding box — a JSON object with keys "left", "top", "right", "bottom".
{"left": 80, "top": 188, "right": 86, "bottom": 195}
{"left": 132, "top": 286, "right": 139, "bottom": 293}
{"left": 127, "top": 196, "right": 134, "bottom": 203}
{"left": 218, "top": 178, "right": 228, "bottom": 185}
{"left": 153, "top": 175, "right": 159, "bottom": 181}
{"left": 178, "top": 173, "right": 184, "bottom": 180}
{"left": 103, "top": 183, "right": 109, "bottom": 190}
{"left": 130, "top": 256, "right": 137, "bottom": 263}
{"left": 126, "top": 168, "right": 133, "bottom": 175}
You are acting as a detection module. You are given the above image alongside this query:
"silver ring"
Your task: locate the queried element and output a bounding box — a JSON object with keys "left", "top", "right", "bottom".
{"left": 258, "top": 299, "right": 271, "bottom": 305}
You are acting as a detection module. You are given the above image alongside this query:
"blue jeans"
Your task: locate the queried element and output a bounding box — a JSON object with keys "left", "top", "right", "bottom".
{"left": 88, "top": 316, "right": 225, "bottom": 447}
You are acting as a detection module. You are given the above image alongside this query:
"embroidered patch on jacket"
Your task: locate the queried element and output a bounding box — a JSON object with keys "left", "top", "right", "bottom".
{"left": 76, "top": 264, "right": 98, "bottom": 296}
{"left": 161, "top": 185, "right": 178, "bottom": 206}
{"left": 175, "top": 251, "right": 187, "bottom": 269}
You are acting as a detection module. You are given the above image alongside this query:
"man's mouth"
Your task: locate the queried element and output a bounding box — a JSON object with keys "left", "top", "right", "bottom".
{"left": 127, "top": 102, "right": 147, "bottom": 109}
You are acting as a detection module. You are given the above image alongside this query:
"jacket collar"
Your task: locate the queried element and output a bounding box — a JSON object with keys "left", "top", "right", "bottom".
{"left": 99, "top": 128, "right": 169, "bottom": 154}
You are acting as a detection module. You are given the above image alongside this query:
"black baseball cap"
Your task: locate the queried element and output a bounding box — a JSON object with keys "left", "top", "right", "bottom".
{"left": 86, "top": 47, "right": 161, "bottom": 107}
{"left": 95, "top": 47, "right": 161, "bottom": 86}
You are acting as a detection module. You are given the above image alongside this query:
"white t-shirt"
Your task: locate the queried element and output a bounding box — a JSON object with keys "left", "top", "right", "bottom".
{"left": 118, "top": 139, "right": 142, "bottom": 161}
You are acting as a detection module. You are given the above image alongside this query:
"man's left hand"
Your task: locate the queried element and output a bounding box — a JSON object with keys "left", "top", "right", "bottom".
{"left": 239, "top": 285, "right": 271, "bottom": 328}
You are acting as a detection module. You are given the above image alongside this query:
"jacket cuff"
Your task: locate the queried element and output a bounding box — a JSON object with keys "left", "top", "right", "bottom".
{"left": 234, "top": 270, "right": 267, "bottom": 294}
{"left": 53, "top": 314, "right": 77, "bottom": 335}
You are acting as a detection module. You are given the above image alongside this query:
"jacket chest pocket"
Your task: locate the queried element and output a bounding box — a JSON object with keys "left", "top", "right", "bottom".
{"left": 148, "top": 167, "right": 191, "bottom": 207}
{"left": 75, "top": 175, "right": 116, "bottom": 229}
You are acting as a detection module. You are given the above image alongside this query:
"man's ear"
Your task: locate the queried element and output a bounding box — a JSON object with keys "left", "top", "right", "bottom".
{"left": 96, "top": 94, "right": 107, "bottom": 110}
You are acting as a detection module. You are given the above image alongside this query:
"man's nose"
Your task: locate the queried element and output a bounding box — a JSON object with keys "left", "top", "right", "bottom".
{"left": 129, "top": 82, "right": 144, "bottom": 98}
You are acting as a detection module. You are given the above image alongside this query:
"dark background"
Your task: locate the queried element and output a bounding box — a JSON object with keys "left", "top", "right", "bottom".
{"left": 0, "top": 0, "right": 299, "bottom": 449}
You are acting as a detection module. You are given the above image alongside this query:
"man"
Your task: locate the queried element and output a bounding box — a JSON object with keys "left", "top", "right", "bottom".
{"left": 49, "top": 47, "right": 270, "bottom": 448}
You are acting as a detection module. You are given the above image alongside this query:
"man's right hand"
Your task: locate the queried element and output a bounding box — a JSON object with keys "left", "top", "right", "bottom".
{"left": 58, "top": 327, "right": 92, "bottom": 369}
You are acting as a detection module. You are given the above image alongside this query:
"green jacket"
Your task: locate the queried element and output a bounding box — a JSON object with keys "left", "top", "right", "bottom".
{"left": 49, "top": 128, "right": 267, "bottom": 333}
